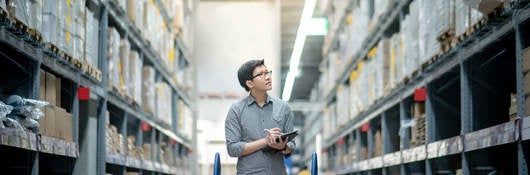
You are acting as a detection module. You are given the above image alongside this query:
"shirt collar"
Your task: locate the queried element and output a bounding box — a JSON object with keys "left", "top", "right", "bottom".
{"left": 245, "top": 94, "right": 273, "bottom": 106}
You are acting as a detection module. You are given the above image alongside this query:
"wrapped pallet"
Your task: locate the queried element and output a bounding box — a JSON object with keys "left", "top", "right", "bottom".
{"left": 142, "top": 66, "right": 155, "bottom": 115}
{"left": 7, "top": 0, "right": 30, "bottom": 27}
{"left": 127, "top": 0, "right": 144, "bottom": 28}
{"left": 156, "top": 82, "right": 172, "bottom": 125}
{"left": 391, "top": 33, "right": 405, "bottom": 87}
{"left": 336, "top": 85, "right": 350, "bottom": 127}
{"left": 30, "top": 0, "right": 42, "bottom": 31}
{"left": 74, "top": 0, "right": 86, "bottom": 62}
{"left": 418, "top": 0, "right": 441, "bottom": 63}
{"left": 455, "top": 0, "right": 471, "bottom": 37}
{"left": 119, "top": 39, "right": 131, "bottom": 94}
{"left": 55, "top": 0, "right": 66, "bottom": 51}
{"left": 129, "top": 51, "right": 142, "bottom": 104}
{"left": 349, "top": 68, "right": 361, "bottom": 118}
{"left": 402, "top": 0, "right": 419, "bottom": 78}
{"left": 108, "top": 28, "right": 121, "bottom": 89}
{"left": 85, "top": 9, "right": 99, "bottom": 67}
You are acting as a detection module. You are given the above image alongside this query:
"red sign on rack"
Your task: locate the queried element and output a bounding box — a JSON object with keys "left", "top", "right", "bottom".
{"left": 141, "top": 122, "right": 151, "bottom": 132}
{"left": 170, "top": 139, "right": 176, "bottom": 146}
{"left": 414, "top": 88, "right": 427, "bottom": 102}
{"left": 78, "top": 87, "right": 90, "bottom": 100}
{"left": 360, "top": 122, "right": 370, "bottom": 132}
{"left": 337, "top": 138, "right": 345, "bottom": 145}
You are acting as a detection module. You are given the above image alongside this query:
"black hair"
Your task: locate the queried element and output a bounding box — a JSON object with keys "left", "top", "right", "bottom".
{"left": 237, "top": 59, "right": 265, "bottom": 91}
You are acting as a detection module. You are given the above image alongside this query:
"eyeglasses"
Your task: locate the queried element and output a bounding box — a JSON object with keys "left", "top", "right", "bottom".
{"left": 251, "top": 70, "right": 272, "bottom": 79}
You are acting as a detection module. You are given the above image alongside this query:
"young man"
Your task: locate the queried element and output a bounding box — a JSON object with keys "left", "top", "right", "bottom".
{"left": 225, "top": 59, "right": 295, "bottom": 175}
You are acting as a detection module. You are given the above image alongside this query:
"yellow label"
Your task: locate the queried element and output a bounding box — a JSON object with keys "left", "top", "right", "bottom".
{"left": 67, "top": 0, "right": 71, "bottom": 8}
{"left": 346, "top": 14, "right": 353, "bottom": 25}
{"left": 169, "top": 49, "right": 175, "bottom": 65}
{"left": 368, "top": 48, "right": 377, "bottom": 58}
{"left": 357, "top": 61, "right": 364, "bottom": 71}
{"left": 66, "top": 31, "right": 71, "bottom": 44}
{"left": 150, "top": 0, "right": 155, "bottom": 5}
{"left": 349, "top": 70, "right": 358, "bottom": 82}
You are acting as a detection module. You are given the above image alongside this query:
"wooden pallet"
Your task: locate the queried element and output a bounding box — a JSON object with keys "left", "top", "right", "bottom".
{"left": 44, "top": 42, "right": 59, "bottom": 55}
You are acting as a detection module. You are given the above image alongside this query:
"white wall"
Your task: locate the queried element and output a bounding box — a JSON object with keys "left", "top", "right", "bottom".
{"left": 194, "top": 1, "right": 280, "bottom": 174}
{"left": 194, "top": 1, "right": 281, "bottom": 97}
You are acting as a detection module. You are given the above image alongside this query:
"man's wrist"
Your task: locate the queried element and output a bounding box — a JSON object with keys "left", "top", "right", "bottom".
{"left": 281, "top": 145, "right": 291, "bottom": 154}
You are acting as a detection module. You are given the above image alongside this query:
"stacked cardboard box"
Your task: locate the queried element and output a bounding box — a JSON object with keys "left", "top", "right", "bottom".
{"left": 410, "top": 102, "right": 426, "bottom": 147}
{"left": 38, "top": 70, "right": 73, "bottom": 142}
{"left": 119, "top": 39, "right": 131, "bottom": 95}
{"left": 142, "top": 66, "right": 156, "bottom": 115}
{"left": 126, "top": 135, "right": 144, "bottom": 159}
{"left": 373, "top": 130, "right": 383, "bottom": 157}
{"left": 143, "top": 143, "right": 151, "bottom": 160}
{"left": 156, "top": 83, "right": 172, "bottom": 125}
{"left": 108, "top": 27, "right": 121, "bottom": 89}
{"left": 85, "top": 9, "right": 99, "bottom": 68}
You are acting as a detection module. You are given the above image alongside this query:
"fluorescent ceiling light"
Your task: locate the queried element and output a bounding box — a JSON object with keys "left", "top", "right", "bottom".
{"left": 306, "top": 18, "right": 328, "bottom": 36}
{"left": 281, "top": 0, "right": 317, "bottom": 101}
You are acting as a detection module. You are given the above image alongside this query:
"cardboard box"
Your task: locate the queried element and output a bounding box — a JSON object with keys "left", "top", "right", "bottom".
{"left": 45, "top": 72, "right": 57, "bottom": 106}
{"left": 40, "top": 106, "right": 56, "bottom": 137}
{"left": 143, "top": 143, "right": 151, "bottom": 160}
{"left": 55, "top": 107, "right": 73, "bottom": 142}
{"left": 412, "top": 102, "right": 426, "bottom": 118}
{"left": 39, "top": 70, "right": 46, "bottom": 101}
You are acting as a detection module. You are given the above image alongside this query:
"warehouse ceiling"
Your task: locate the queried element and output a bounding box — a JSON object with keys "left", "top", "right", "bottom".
{"left": 280, "top": 0, "right": 324, "bottom": 102}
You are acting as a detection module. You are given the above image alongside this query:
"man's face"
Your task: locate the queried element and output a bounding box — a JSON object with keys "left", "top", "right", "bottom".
{"left": 250, "top": 65, "right": 272, "bottom": 91}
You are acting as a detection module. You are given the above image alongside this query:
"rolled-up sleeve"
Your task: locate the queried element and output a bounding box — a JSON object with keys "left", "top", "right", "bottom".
{"left": 225, "top": 105, "right": 245, "bottom": 157}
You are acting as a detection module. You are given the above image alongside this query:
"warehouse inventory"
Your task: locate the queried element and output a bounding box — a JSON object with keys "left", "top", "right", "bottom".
{"left": 299, "top": 0, "right": 530, "bottom": 174}
{"left": 0, "top": 0, "right": 195, "bottom": 174}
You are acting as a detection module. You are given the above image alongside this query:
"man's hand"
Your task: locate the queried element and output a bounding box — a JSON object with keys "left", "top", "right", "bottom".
{"left": 266, "top": 128, "right": 288, "bottom": 150}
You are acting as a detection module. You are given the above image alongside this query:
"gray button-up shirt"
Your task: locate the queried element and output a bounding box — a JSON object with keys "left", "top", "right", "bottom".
{"left": 225, "top": 95, "right": 295, "bottom": 175}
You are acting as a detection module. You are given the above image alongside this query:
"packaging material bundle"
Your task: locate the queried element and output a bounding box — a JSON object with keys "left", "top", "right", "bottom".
{"left": 73, "top": 0, "right": 86, "bottom": 62}
{"left": 455, "top": 0, "right": 471, "bottom": 37}
{"left": 6, "top": 0, "right": 30, "bottom": 27}
{"left": 129, "top": 51, "right": 142, "bottom": 104}
{"left": 56, "top": 0, "right": 66, "bottom": 52}
{"left": 402, "top": 0, "right": 420, "bottom": 78}
{"left": 108, "top": 28, "right": 121, "bottom": 89}
{"left": 349, "top": 64, "right": 362, "bottom": 118}
{"left": 418, "top": 0, "right": 441, "bottom": 63}
{"left": 28, "top": 0, "right": 43, "bottom": 32}
{"left": 42, "top": 0, "right": 58, "bottom": 45}
{"left": 85, "top": 9, "right": 99, "bottom": 67}
{"left": 391, "top": 33, "right": 405, "bottom": 88}
{"left": 347, "top": 9, "right": 369, "bottom": 62}
{"left": 119, "top": 39, "right": 131, "bottom": 94}
{"left": 2, "top": 95, "right": 48, "bottom": 133}
{"left": 142, "top": 66, "right": 156, "bottom": 115}
{"left": 126, "top": 0, "right": 144, "bottom": 29}
{"left": 156, "top": 82, "right": 172, "bottom": 125}
{"left": 336, "top": 85, "right": 350, "bottom": 127}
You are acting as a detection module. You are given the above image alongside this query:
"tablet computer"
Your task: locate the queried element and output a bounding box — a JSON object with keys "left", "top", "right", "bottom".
{"left": 275, "top": 130, "right": 299, "bottom": 142}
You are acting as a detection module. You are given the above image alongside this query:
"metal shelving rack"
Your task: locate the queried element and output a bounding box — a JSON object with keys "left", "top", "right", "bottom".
{"left": 0, "top": 0, "right": 195, "bottom": 174}
{"left": 310, "top": 0, "right": 530, "bottom": 175}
